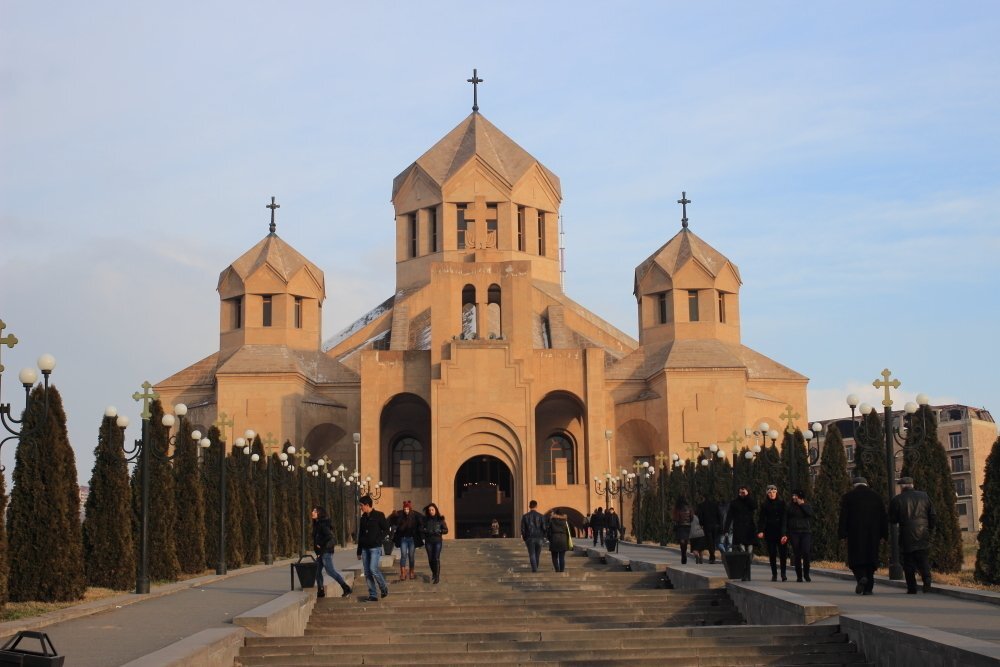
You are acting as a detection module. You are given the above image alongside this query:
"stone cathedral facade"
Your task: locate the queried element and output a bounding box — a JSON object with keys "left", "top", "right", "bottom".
{"left": 156, "top": 110, "right": 808, "bottom": 537}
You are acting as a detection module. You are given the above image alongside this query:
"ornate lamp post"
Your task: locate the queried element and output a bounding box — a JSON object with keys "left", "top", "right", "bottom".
{"left": 846, "top": 369, "right": 927, "bottom": 581}
{"left": 286, "top": 444, "right": 314, "bottom": 557}
{"left": 725, "top": 431, "right": 748, "bottom": 495}
{"left": 592, "top": 471, "right": 622, "bottom": 511}
{"left": 621, "top": 461, "right": 653, "bottom": 542}
{"left": 698, "top": 443, "right": 726, "bottom": 496}
{"left": 802, "top": 422, "right": 824, "bottom": 483}
{"left": 119, "top": 382, "right": 162, "bottom": 593}
{"left": 0, "top": 319, "right": 55, "bottom": 452}
{"left": 358, "top": 474, "right": 384, "bottom": 504}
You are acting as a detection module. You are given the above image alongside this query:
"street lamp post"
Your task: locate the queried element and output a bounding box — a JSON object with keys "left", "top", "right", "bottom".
{"left": 358, "top": 475, "right": 384, "bottom": 504}
{"left": 259, "top": 433, "right": 292, "bottom": 565}
{"left": 352, "top": 433, "right": 361, "bottom": 539}
{"left": 846, "top": 369, "right": 927, "bottom": 581}
{"left": 124, "top": 382, "right": 161, "bottom": 594}
{"left": 0, "top": 319, "right": 55, "bottom": 452}
{"left": 592, "top": 471, "right": 621, "bottom": 511}
{"left": 286, "top": 444, "right": 314, "bottom": 557}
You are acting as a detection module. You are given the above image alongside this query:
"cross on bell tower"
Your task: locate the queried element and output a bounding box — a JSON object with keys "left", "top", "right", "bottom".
{"left": 266, "top": 196, "right": 280, "bottom": 235}
{"left": 677, "top": 191, "right": 691, "bottom": 229}
{"left": 467, "top": 68, "right": 484, "bottom": 113}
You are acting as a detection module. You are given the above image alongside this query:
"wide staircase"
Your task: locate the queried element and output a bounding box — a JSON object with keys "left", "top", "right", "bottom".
{"left": 238, "top": 539, "right": 871, "bottom": 666}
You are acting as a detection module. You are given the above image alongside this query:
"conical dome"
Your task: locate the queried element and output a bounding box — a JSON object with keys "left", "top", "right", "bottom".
{"left": 392, "top": 113, "right": 560, "bottom": 199}
{"left": 219, "top": 233, "right": 325, "bottom": 300}
{"left": 634, "top": 227, "right": 740, "bottom": 289}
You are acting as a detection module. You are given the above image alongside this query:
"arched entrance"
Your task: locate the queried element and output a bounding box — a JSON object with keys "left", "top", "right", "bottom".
{"left": 454, "top": 455, "right": 514, "bottom": 539}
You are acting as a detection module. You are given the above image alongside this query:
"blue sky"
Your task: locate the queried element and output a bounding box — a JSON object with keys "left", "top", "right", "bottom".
{"left": 2, "top": 2, "right": 999, "bottom": 483}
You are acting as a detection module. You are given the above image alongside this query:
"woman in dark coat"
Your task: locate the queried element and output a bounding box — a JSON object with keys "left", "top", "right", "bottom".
{"left": 786, "top": 489, "right": 814, "bottom": 582}
{"left": 546, "top": 510, "right": 571, "bottom": 572}
{"left": 311, "top": 506, "right": 352, "bottom": 598}
{"left": 724, "top": 485, "right": 757, "bottom": 552}
{"left": 421, "top": 503, "right": 449, "bottom": 584}
{"left": 672, "top": 497, "right": 693, "bottom": 564}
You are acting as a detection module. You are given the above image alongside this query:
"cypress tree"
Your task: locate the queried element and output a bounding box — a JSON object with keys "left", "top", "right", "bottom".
{"left": 665, "top": 464, "right": 687, "bottom": 541}
{"left": 238, "top": 445, "right": 260, "bottom": 565}
{"left": 732, "top": 447, "right": 753, "bottom": 496}
{"left": 202, "top": 426, "right": 221, "bottom": 569}
{"left": 752, "top": 443, "right": 784, "bottom": 499}
{"left": 901, "top": 405, "right": 962, "bottom": 572}
{"left": 780, "top": 429, "right": 812, "bottom": 499}
{"left": 853, "top": 411, "right": 888, "bottom": 507}
{"left": 8, "top": 385, "right": 86, "bottom": 602}
{"left": 83, "top": 413, "right": 135, "bottom": 590}
{"left": 0, "top": 461, "right": 9, "bottom": 606}
{"left": 811, "top": 423, "right": 851, "bottom": 562}
{"left": 225, "top": 448, "right": 245, "bottom": 570}
{"left": 131, "top": 400, "right": 180, "bottom": 582}
{"left": 974, "top": 436, "right": 1000, "bottom": 584}
{"left": 173, "top": 416, "right": 206, "bottom": 574}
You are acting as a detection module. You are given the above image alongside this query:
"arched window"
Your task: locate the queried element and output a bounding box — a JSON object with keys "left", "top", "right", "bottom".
{"left": 541, "top": 433, "right": 576, "bottom": 484}
{"left": 392, "top": 436, "right": 425, "bottom": 487}
{"left": 461, "top": 284, "right": 477, "bottom": 339}
{"left": 487, "top": 284, "right": 501, "bottom": 339}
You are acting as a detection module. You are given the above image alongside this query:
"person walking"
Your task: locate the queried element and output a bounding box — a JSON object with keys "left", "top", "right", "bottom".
{"left": 392, "top": 500, "right": 422, "bottom": 582}
{"left": 421, "top": 502, "right": 449, "bottom": 585}
{"left": 311, "top": 506, "right": 352, "bottom": 598}
{"left": 356, "top": 494, "right": 390, "bottom": 602}
{"left": 786, "top": 489, "right": 813, "bottom": 582}
{"left": 605, "top": 507, "right": 621, "bottom": 551}
{"left": 695, "top": 494, "right": 723, "bottom": 565}
{"left": 547, "top": 509, "right": 571, "bottom": 572}
{"left": 520, "top": 500, "right": 547, "bottom": 572}
{"left": 673, "top": 497, "right": 694, "bottom": 564}
{"left": 757, "top": 484, "right": 789, "bottom": 582}
{"left": 838, "top": 477, "right": 888, "bottom": 595}
{"left": 724, "top": 486, "right": 757, "bottom": 552}
{"left": 590, "top": 507, "right": 606, "bottom": 547}
{"left": 889, "top": 476, "right": 936, "bottom": 594}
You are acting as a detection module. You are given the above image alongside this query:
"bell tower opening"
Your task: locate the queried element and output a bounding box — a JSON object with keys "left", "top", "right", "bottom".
{"left": 453, "top": 455, "right": 514, "bottom": 538}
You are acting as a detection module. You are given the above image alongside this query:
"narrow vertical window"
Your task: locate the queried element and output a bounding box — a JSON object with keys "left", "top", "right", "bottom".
{"left": 233, "top": 297, "right": 242, "bottom": 330}
{"left": 718, "top": 292, "right": 726, "bottom": 323}
{"left": 658, "top": 292, "right": 668, "bottom": 324}
{"left": 537, "top": 211, "right": 546, "bottom": 255}
{"left": 461, "top": 284, "right": 477, "bottom": 338}
{"left": 517, "top": 206, "right": 526, "bottom": 251}
{"left": 294, "top": 297, "right": 303, "bottom": 329}
{"left": 409, "top": 213, "right": 418, "bottom": 258}
{"left": 487, "top": 284, "right": 502, "bottom": 338}
{"left": 487, "top": 204, "right": 498, "bottom": 247}
{"left": 687, "top": 290, "right": 699, "bottom": 322}
{"left": 429, "top": 207, "right": 438, "bottom": 252}
{"left": 262, "top": 295, "right": 273, "bottom": 327}
{"left": 456, "top": 204, "right": 468, "bottom": 249}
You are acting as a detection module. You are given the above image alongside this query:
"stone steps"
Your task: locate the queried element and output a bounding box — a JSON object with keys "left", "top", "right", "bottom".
{"left": 235, "top": 539, "right": 872, "bottom": 666}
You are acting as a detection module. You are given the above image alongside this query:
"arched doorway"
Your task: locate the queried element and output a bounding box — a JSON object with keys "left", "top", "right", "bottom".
{"left": 454, "top": 455, "right": 514, "bottom": 539}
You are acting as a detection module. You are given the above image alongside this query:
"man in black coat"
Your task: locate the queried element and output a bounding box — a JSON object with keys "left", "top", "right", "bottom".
{"left": 520, "top": 500, "right": 548, "bottom": 572}
{"left": 356, "top": 495, "right": 390, "bottom": 602}
{"left": 889, "top": 476, "right": 936, "bottom": 594}
{"left": 838, "top": 477, "right": 888, "bottom": 595}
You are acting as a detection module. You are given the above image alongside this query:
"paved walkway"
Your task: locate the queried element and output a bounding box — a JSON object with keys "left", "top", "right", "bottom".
{"left": 5, "top": 542, "right": 1000, "bottom": 665}
{"left": 597, "top": 540, "right": 1000, "bottom": 646}
{"left": 0, "top": 551, "right": 361, "bottom": 667}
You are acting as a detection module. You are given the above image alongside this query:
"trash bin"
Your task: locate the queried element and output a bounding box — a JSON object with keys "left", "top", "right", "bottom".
{"left": 0, "top": 631, "right": 64, "bottom": 667}
{"left": 722, "top": 550, "right": 753, "bottom": 580}
{"left": 291, "top": 554, "right": 318, "bottom": 590}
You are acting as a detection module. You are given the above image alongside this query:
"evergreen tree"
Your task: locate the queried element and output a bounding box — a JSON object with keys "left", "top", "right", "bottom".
{"left": 202, "top": 426, "right": 221, "bottom": 570}
{"left": 130, "top": 400, "right": 180, "bottom": 582}
{"left": 732, "top": 447, "right": 753, "bottom": 496}
{"left": 173, "top": 415, "right": 205, "bottom": 574}
{"left": 752, "top": 443, "right": 784, "bottom": 499}
{"left": 974, "top": 436, "right": 1000, "bottom": 584}
{"left": 274, "top": 458, "right": 293, "bottom": 557}
{"left": 780, "top": 429, "right": 812, "bottom": 499}
{"left": 853, "top": 411, "right": 888, "bottom": 507}
{"left": 238, "top": 445, "right": 260, "bottom": 566}
{"left": 665, "top": 464, "right": 687, "bottom": 541}
{"left": 224, "top": 448, "right": 245, "bottom": 570}
{"left": 83, "top": 413, "right": 135, "bottom": 590}
{"left": 7, "top": 386, "right": 86, "bottom": 602}
{"left": 0, "top": 460, "right": 9, "bottom": 606}
{"left": 811, "top": 423, "right": 851, "bottom": 562}
{"left": 901, "top": 405, "right": 962, "bottom": 572}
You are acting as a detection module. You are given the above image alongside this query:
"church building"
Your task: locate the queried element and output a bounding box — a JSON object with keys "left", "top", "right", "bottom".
{"left": 155, "top": 105, "right": 809, "bottom": 538}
